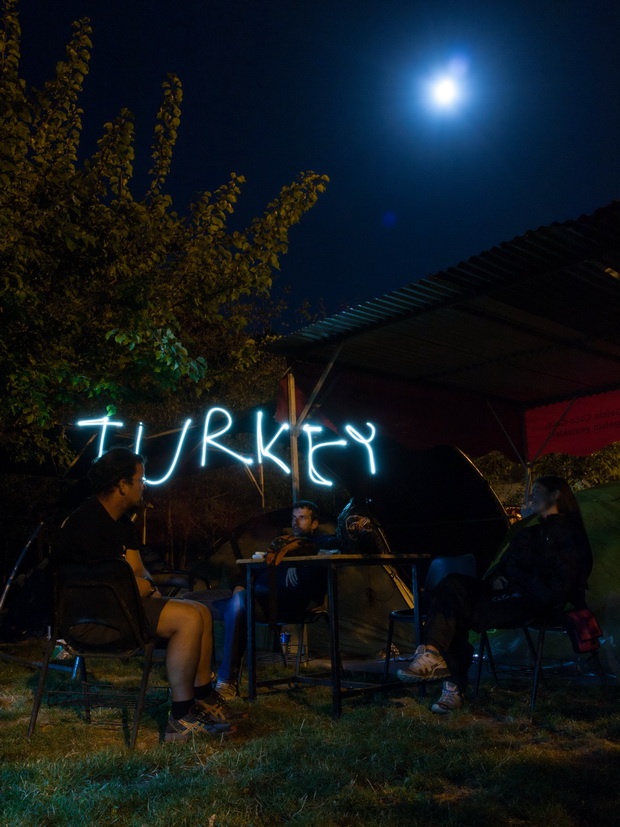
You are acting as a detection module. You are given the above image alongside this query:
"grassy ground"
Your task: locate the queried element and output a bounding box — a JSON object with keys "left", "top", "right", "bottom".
{"left": 1, "top": 640, "right": 619, "bottom": 827}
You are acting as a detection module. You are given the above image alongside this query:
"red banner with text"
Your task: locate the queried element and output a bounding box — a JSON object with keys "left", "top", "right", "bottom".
{"left": 526, "top": 389, "right": 620, "bottom": 459}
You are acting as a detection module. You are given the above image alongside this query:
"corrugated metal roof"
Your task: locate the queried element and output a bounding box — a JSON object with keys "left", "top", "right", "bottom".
{"left": 272, "top": 201, "right": 620, "bottom": 406}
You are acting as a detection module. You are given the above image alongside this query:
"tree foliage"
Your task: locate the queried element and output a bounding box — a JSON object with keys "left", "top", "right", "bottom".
{"left": 0, "top": 0, "right": 328, "bottom": 464}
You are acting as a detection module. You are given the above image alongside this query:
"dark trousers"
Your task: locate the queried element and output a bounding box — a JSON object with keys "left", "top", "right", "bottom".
{"left": 425, "top": 574, "right": 544, "bottom": 693}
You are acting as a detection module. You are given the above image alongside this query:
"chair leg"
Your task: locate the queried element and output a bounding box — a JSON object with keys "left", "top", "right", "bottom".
{"left": 383, "top": 616, "right": 395, "bottom": 682}
{"left": 130, "top": 644, "right": 154, "bottom": 749}
{"left": 28, "top": 637, "right": 56, "bottom": 738}
{"left": 530, "top": 626, "right": 547, "bottom": 713}
{"left": 77, "top": 655, "right": 91, "bottom": 724}
{"left": 473, "top": 632, "right": 486, "bottom": 697}
{"left": 474, "top": 631, "right": 498, "bottom": 697}
{"left": 295, "top": 623, "right": 305, "bottom": 677}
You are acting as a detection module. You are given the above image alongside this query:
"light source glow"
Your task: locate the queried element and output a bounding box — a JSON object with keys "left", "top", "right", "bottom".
{"left": 142, "top": 418, "right": 192, "bottom": 485}
{"left": 345, "top": 422, "right": 377, "bottom": 474}
{"left": 432, "top": 77, "right": 458, "bottom": 106}
{"left": 303, "top": 425, "right": 346, "bottom": 487}
{"left": 77, "top": 416, "right": 123, "bottom": 457}
{"left": 77, "top": 408, "right": 378, "bottom": 488}
{"left": 201, "top": 407, "right": 253, "bottom": 467}
{"left": 256, "top": 411, "right": 290, "bottom": 474}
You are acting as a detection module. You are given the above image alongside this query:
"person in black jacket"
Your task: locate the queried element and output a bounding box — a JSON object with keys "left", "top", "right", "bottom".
{"left": 397, "top": 475, "right": 593, "bottom": 713}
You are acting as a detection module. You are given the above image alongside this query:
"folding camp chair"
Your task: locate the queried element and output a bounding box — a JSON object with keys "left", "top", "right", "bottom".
{"left": 28, "top": 558, "right": 159, "bottom": 749}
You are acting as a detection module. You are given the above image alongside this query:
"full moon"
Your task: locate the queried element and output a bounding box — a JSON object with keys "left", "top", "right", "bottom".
{"left": 431, "top": 77, "right": 459, "bottom": 106}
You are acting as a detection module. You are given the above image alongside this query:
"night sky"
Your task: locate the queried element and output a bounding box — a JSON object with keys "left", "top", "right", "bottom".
{"left": 15, "top": 0, "right": 620, "bottom": 322}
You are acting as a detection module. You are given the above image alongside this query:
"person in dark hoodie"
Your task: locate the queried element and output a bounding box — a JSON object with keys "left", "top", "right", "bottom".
{"left": 397, "top": 475, "right": 593, "bottom": 713}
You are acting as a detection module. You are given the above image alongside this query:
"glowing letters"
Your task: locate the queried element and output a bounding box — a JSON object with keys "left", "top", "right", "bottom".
{"left": 256, "top": 411, "right": 290, "bottom": 474}
{"left": 77, "top": 416, "right": 124, "bottom": 458}
{"left": 303, "top": 425, "right": 346, "bottom": 487}
{"left": 137, "top": 419, "right": 192, "bottom": 485}
{"left": 76, "top": 408, "right": 378, "bottom": 488}
{"left": 201, "top": 407, "right": 253, "bottom": 468}
{"left": 345, "top": 423, "right": 377, "bottom": 475}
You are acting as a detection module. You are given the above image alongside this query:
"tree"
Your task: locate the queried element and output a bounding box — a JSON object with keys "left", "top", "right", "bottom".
{"left": 0, "top": 0, "right": 328, "bottom": 464}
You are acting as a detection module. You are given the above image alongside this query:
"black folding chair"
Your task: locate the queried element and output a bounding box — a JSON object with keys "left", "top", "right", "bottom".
{"left": 474, "top": 608, "right": 605, "bottom": 714}
{"left": 28, "top": 558, "right": 159, "bottom": 749}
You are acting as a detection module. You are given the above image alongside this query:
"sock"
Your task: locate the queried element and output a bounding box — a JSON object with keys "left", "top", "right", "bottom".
{"left": 171, "top": 698, "right": 194, "bottom": 720}
{"left": 193, "top": 683, "right": 216, "bottom": 701}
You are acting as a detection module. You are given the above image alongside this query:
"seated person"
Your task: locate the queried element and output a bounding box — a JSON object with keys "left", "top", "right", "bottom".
{"left": 214, "top": 500, "right": 340, "bottom": 699}
{"left": 397, "top": 475, "right": 593, "bottom": 714}
{"left": 54, "top": 448, "right": 239, "bottom": 742}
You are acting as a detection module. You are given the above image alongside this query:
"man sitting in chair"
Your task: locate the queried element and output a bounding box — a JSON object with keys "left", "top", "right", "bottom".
{"left": 213, "top": 500, "right": 341, "bottom": 699}
{"left": 55, "top": 447, "right": 238, "bottom": 742}
{"left": 397, "top": 475, "right": 593, "bottom": 714}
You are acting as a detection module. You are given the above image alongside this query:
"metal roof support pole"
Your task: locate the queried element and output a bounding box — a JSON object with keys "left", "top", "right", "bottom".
{"left": 287, "top": 371, "right": 301, "bottom": 501}
{"left": 286, "top": 344, "right": 343, "bottom": 501}
{"left": 485, "top": 399, "right": 532, "bottom": 505}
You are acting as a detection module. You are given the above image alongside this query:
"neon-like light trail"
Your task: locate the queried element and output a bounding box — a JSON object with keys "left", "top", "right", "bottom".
{"left": 76, "top": 408, "right": 378, "bottom": 488}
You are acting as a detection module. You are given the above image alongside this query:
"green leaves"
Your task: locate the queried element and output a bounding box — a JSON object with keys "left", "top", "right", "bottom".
{"left": 0, "top": 2, "right": 328, "bottom": 466}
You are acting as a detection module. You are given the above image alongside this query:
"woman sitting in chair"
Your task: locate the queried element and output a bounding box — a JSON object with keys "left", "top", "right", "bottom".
{"left": 397, "top": 475, "right": 593, "bottom": 713}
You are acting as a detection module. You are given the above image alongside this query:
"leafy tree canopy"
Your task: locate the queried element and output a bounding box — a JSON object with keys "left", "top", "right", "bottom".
{"left": 0, "top": 0, "right": 328, "bottom": 464}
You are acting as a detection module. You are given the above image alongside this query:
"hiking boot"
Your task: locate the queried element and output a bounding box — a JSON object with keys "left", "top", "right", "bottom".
{"left": 164, "top": 708, "right": 235, "bottom": 743}
{"left": 214, "top": 679, "right": 238, "bottom": 701}
{"left": 396, "top": 645, "right": 450, "bottom": 682}
{"left": 431, "top": 681, "right": 464, "bottom": 714}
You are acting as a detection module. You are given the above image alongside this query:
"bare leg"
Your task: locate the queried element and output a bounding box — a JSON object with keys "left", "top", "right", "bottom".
{"left": 156, "top": 600, "right": 213, "bottom": 702}
{"left": 184, "top": 598, "right": 214, "bottom": 688}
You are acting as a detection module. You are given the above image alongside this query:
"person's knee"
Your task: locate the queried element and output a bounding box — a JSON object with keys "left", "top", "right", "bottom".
{"left": 226, "top": 589, "right": 247, "bottom": 618}
{"left": 183, "top": 599, "right": 213, "bottom": 633}
{"left": 157, "top": 599, "right": 203, "bottom": 638}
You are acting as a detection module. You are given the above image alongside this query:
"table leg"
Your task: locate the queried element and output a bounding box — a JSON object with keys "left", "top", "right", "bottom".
{"left": 327, "top": 561, "right": 342, "bottom": 719}
{"left": 246, "top": 565, "right": 256, "bottom": 701}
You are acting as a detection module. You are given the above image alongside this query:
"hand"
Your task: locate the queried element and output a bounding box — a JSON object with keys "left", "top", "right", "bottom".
{"left": 285, "top": 567, "right": 299, "bottom": 587}
{"left": 491, "top": 576, "right": 508, "bottom": 590}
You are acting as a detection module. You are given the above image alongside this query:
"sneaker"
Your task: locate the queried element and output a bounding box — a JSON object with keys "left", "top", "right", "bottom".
{"left": 431, "top": 681, "right": 464, "bottom": 714}
{"left": 164, "top": 709, "right": 235, "bottom": 743}
{"left": 214, "top": 679, "right": 238, "bottom": 701}
{"left": 195, "top": 694, "right": 247, "bottom": 723}
{"left": 396, "top": 645, "right": 450, "bottom": 682}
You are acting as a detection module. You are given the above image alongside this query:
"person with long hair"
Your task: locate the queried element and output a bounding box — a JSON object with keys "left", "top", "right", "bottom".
{"left": 397, "top": 476, "right": 593, "bottom": 713}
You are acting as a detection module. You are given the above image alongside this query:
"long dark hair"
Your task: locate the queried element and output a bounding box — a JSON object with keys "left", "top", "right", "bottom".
{"left": 534, "top": 475, "right": 580, "bottom": 516}
{"left": 534, "top": 475, "right": 590, "bottom": 540}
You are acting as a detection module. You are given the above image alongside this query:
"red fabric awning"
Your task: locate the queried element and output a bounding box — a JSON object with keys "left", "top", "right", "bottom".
{"left": 525, "top": 389, "right": 620, "bottom": 460}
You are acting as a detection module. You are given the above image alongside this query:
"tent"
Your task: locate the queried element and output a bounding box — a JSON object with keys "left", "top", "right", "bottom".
{"left": 196, "top": 444, "right": 509, "bottom": 658}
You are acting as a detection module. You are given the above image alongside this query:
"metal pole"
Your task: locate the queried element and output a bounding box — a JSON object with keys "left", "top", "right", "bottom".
{"left": 287, "top": 371, "right": 300, "bottom": 501}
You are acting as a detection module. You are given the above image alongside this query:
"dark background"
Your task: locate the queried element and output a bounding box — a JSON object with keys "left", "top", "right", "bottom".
{"left": 16, "top": 0, "right": 620, "bottom": 320}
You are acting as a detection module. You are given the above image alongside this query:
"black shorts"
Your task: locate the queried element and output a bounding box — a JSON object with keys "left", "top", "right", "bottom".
{"left": 142, "top": 595, "right": 169, "bottom": 635}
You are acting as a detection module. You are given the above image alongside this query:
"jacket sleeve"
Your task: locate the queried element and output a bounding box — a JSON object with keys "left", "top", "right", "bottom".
{"left": 501, "top": 519, "right": 592, "bottom": 606}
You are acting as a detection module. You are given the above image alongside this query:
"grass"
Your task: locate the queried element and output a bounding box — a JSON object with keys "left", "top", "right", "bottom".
{"left": 1, "top": 640, "right": 619, "bottom": 826}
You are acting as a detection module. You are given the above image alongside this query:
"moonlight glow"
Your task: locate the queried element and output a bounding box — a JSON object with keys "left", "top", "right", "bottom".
{"left": 432, "top": 77, "right": 459, "bottom": 106}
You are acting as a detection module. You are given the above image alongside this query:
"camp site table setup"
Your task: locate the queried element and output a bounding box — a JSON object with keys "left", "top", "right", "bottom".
{"left": 237, "top": 553, "right": 429, "bottom": 719}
